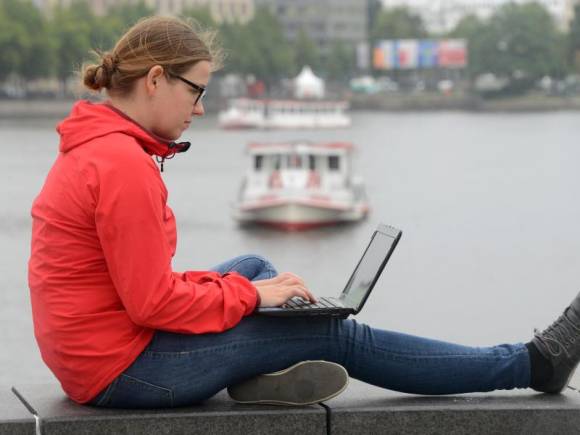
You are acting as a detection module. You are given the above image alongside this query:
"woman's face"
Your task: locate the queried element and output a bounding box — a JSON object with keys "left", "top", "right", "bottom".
{"left": 150, "top": 61, "right": 211, "bottom": 141}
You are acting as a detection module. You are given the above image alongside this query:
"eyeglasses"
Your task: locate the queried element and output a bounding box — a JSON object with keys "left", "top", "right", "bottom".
{"left": 168, "top": 73, "right": 206, "bottom": 106}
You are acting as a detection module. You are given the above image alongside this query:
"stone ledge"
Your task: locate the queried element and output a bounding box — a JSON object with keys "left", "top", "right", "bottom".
{"left": 4, "top": 381, "right": 580, "bottom": 435}
{"left": 0, "top": 388, "right": 35, "bottom": 435}
{"left": 12, "top": 383, "right": 326, "bottom": 435}
{"left": 324, "top": 379, "right": 580, "bottom": 435}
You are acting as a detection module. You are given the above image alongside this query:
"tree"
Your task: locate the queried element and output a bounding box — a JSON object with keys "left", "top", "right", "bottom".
{"left": 0, "top": 0, "right": 53, "bottom": 83}
{"left": 50, "top": 1, "right": 95, "bottom": 87}
{"left": 181, "top": 5, "right": 217, "bottom": 28}
{"left": 325, "top": 41, "right": 355, "bottom": 82}
{"left": 98, "top": 1, "right": 154, "bottom": 51}
{"left": 0, "top": 5, "right": 23, "bottom": 82}
{"left": 449, "top": 14, "right": 484, "bottom": 40}
{"left": 568, "top": 5, "right": 580, "bottom": 72}
{"left": 221, "top": 21, "right": 253, "bottom": 76}
{"left": 220, "top": 7, "right": 293, "bottom": 87}
{"left": 468, "top": 3, "right": 567, "bottom": 94}
{"left": 371, "top": 7, "right": 428, "bottom": 41}
{"left": 449, "top": 14, "right": 485, "bottom": 78}
{"left": 13, "top": 0, "right": 54, "bottom": 82}
{"left": 293, "top": 30, "right": 321, "bottom": 73}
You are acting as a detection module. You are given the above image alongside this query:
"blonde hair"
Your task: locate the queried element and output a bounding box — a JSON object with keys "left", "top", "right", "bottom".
{"left": 82, "top": 16, "right": 222, "bottom": 95}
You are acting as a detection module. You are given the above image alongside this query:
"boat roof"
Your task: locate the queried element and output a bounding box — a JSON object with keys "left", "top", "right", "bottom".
{"left": 247, "top": 141, "right": 354, "bottom": 155}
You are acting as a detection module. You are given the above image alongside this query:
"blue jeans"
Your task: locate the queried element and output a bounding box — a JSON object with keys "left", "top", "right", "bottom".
{"left": 90, "top": 254, "right": 531, "bottom": 408}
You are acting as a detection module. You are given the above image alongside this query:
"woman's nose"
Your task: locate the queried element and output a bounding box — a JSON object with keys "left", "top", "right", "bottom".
{"left": 193, "top": 101, "right": 205, "bottom": 116}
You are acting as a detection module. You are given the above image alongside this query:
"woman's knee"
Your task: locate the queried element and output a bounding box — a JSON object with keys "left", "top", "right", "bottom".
{"left": 225, "top": 254, "right": 278, "bottom": 280}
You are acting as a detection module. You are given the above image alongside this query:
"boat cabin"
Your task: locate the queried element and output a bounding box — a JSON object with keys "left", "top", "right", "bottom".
{"left": 219, "top": 99, "right": 351, "bottom": 129}
{"left": 245, "top": 142, "right": 354, "bottom": 193}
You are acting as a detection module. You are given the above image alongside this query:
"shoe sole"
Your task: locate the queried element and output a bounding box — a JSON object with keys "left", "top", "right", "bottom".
{"left": 548, "top": 361, "right": 580, "bottom": 394}
{"left": 227, "top": 360, "right": 349, "bottom": 406}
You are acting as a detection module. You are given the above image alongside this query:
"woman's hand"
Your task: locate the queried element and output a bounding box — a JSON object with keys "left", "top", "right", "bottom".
{"left": 253, "top": 272, "right": 317, "bottom": 308}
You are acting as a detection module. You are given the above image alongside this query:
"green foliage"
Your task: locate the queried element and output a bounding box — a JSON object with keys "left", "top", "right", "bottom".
{"left": 0, "top": 0, "right": 153, "bottom": 86}
{"left": 371, "top": 7, "right": 428, "bottom": 41}
{"left": 97, "top": 1, "right": 154, "bottom": 51}
{"left": 452, "top": 3, "right": 568, "bottom": 94}
{"left": 325, "top": 41, "right": 355, "bottom": 82}
{"left": 0, "top": 0, "right": 577, "bottom": 97}
{"left": 0, "top": 6, "right": 22, "bottom": 81}
{"left": 220, "top": 7, "right": 294, "bottom": 85}
{"left": 181, "top": 5, "right": 216, "bottom": 28}
{"left": 569, "top": 5, "right": 580, "bottom": 72}
{"left": 0, "top": 0, "right": 54, "bottom": 81}
{"left": 294, "top": 30, "right": 321, "bottom": 73}
{"left": 50, "top": 2, "right": 95, "bottom": 82}
{"left": 449, "top": 14, "right": 484, "bottom": 40}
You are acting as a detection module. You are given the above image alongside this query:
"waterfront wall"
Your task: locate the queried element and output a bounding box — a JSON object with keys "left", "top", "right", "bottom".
{"left": 4, "top": 95, "right": 580, "bottom": 121}
{"left": 3, "top": 380, "right": 580, "bottom": 434}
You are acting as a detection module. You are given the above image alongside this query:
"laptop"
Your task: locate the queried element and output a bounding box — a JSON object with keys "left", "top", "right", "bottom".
{"left": 256, "top": 223, "right": 402, "bottom": 319}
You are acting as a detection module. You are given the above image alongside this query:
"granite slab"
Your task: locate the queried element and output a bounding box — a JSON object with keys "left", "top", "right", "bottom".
{"left": 13, "top": 383, "right": 327, "bottom": 435}
{"left": 0, "top": 388, "right": 35, "bottom": 435}
{"left": 568, "top": 369, "right": 580, "bottom": 392}
{"left": 323, "top": 379, "right": 580, "bottom": 435}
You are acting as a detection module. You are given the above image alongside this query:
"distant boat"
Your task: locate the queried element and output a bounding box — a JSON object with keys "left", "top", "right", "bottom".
{"left": 218, "top": 98, "right": 351, "bottom": 129}
{"left": 233, "top": 141, "right": 369, "bottom": 230}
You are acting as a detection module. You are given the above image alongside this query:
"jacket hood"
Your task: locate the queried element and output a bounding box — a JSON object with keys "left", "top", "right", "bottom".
{"left": 57, "top": 100, "right": 187, "bottom": 158}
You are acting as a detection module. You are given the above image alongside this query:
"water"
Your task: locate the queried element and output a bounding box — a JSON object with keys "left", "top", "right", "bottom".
{"left": 2, "top": 110, "right": 580, "bottom": 386}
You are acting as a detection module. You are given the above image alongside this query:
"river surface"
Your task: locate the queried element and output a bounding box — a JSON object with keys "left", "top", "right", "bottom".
{"left": 2, "top": 109, "right": 580, "bottom": 387}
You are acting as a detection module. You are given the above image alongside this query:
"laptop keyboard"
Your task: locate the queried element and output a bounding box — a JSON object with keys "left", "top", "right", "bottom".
{"left": 283, "top": 297, "right": 342, "bottom": 310}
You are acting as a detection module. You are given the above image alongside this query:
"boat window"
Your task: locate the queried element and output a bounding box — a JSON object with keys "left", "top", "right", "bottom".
{"left": 308, "top": 155, "right": 316, "bottom": 170}
{"left": 328, "top": 155, "right": 340, "bottom": 171}
{"left": 283, "top": 154, "right": 302, "bottom": 169}
{"left": 273, "top": 155, "right": 281, "bottom": 170}
{"left": 254, "top": 155, "right": 263, "bottom": 171}
{"left": 291, "top": 154, "right": 302, "bottom": 168}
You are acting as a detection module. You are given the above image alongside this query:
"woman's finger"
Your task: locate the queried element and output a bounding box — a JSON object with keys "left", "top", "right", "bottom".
{"left": 276, "top": 272, "right": 305, "bottom": 286}
{"left": 302, "top": 288, "right": 317, "bottom": 303}
{"left": 290, "top": 287, "right": 311, "bottom": 302}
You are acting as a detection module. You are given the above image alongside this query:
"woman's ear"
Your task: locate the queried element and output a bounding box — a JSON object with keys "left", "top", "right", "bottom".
{"left": 146, "top": 65, "right": 165, "bottom": 95}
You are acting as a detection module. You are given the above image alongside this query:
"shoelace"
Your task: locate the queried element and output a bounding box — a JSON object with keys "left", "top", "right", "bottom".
{"left": 534, "top": 310, "right": 580, "bottom": 358}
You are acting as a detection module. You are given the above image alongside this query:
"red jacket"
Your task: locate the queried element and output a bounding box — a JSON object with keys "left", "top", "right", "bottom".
{"left": 28, "top": 101, "right": 259, "bottom": 404}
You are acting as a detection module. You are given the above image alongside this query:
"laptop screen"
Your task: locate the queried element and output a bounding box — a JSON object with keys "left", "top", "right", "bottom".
{"left": 339, "top": 225, "right": 401, "bottom": 312}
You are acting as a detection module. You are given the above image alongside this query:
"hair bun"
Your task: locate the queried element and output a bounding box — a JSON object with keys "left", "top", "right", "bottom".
{"left": 82, "top": 52, "right": 117, "bottom": 92}
{"left": 81, "top": 16, "right": 219, "bottom": 95}
{"left": 101, "top": 53, "right": 117, "bottom": 74}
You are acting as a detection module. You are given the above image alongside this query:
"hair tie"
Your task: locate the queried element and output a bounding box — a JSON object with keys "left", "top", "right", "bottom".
{"left": 101, "top": 53, "right": 118, "bottom": 73}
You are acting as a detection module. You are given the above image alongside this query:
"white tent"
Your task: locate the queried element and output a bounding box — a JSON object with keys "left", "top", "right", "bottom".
{"left": 293, "top": 66, "right": 325, "bottom": 99}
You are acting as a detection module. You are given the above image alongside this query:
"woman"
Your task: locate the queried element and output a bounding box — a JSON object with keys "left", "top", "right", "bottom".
{"left": 29, "top": 16, "right": 580, "bottom": 409}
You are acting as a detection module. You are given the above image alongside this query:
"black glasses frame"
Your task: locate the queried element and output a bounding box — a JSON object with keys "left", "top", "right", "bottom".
{"left": 168, "top": 73, "right": 206, "bottom": 105}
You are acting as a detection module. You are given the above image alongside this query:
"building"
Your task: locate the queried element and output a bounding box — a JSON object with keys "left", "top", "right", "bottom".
{"left": 33, "top": 0, "right": 255, "bottom": 24}
{"left": 255, "top": 0, "right": 369, "bottom": 56}
{"left": 143, "top": 0, "right": 255, "bottom": 24}
{"left": 380, "top": 0, "right": 578, "bottom": 33}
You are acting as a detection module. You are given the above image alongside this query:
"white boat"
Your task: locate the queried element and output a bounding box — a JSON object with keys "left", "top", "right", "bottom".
{"left": 233, "top": 141, "right": 369, "bottom": 230}
{"left": 218, "top": 98, "right": 351, "bottom": 129}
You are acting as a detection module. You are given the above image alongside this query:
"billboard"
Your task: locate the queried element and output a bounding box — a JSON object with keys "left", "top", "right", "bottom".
{"left": 418, "top": 40, "right": 439, "bottom": 68}
{"left": 373, "top": 40, "right": 396, "bottom": 70}
{"left": 438, "top": 39, "right": 468, "bottom": 68}
{"left": 373, "top": 39, "right": 467, "bottom": 70}
{"left": 396, "top": 39, "right": 419, "bottom": 69}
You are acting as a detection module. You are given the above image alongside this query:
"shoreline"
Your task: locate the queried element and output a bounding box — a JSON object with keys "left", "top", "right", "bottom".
{"left": 2, "top": 95, "right": 580, "bottom": 120}
{"left": 348, "top": 93, "right": 580, "bottom": 112}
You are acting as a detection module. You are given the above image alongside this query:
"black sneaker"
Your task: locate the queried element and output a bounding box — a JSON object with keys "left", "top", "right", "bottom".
{"left": 531, "top": 291, "right": 580, "bottom": 393}
{"left": 227, "top": 360, "right": 349, "bottom": 406}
